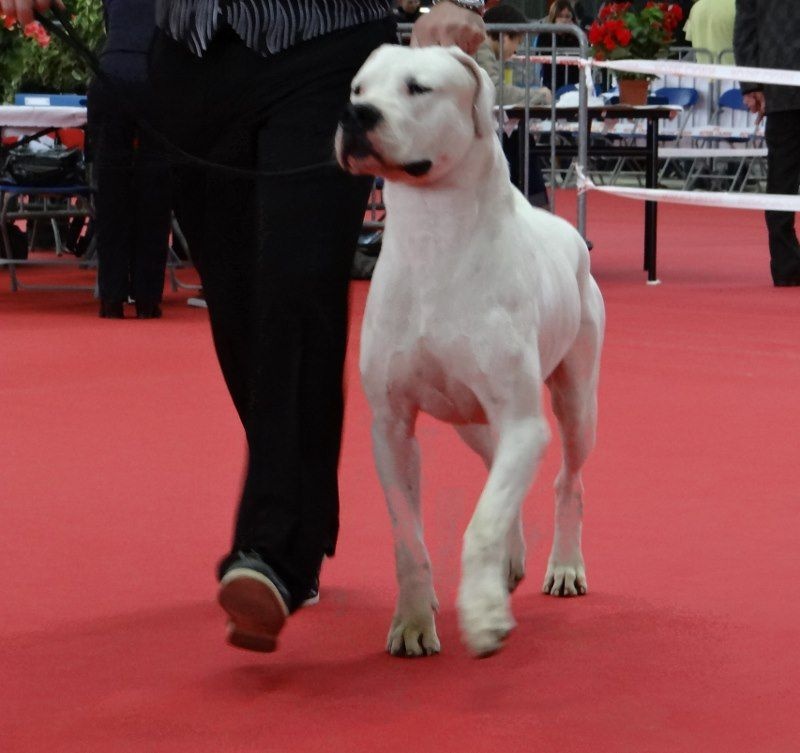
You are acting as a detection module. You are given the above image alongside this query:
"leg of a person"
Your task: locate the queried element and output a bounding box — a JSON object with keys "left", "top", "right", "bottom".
{"left": 765, "top": 109, "right": 800, "bottom": 283}
{"left": 502, "top": 130, "right": 548, "bottom": 207}
{"left": 149, "top": 31, "right": 260, "bottom": 421}
{"left": 131, "top": 88, "right": 173, "bottom": 307}
{"left": 151, "top": 21, "right": 394, "bottom": 607}
{"left": 90, "top": 80, "right": 136, "bottom": 303}
{"left": 228, "top": 20, "right": 396, "bottom": 606}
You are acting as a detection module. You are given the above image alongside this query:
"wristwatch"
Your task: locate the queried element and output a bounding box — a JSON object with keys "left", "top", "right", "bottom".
{"left": 434, "top": 0, "right": 485, "bottom": 14}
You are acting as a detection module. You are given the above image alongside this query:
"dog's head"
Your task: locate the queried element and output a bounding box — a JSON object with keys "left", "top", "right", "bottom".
{"left": 335, "top": 44, "right": 496, "bottom": 184}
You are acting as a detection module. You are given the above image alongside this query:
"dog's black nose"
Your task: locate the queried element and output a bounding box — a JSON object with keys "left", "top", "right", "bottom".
{"left": 340, "top": 103, "right": 383, "bottom": 133}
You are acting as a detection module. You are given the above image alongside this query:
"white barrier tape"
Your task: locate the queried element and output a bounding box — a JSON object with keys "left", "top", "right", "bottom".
{"left": 520, "top": 55, "right": 588, "bottom": 66}
{"left": 574, "top": 166, "right": 800, "bottom": 212}
{"left": 517, "top": 55, "right": 800, "bottom": 88}
{"left": 592, "top": 59, "right": 800, "bottom": 87}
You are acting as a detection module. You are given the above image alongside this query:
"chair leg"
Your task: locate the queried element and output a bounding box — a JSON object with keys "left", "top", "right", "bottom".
{"left": 0, "top": 193, "right": 20, "bottom": 292}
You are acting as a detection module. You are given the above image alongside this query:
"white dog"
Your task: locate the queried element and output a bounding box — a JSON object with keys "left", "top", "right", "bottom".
{"left": 336, "top": 44, "right": 605, "bottom": 657}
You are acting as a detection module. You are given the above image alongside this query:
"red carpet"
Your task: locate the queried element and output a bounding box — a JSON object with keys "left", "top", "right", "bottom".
{"left": 2, "top": 192, "right": 799, "bottom": 753}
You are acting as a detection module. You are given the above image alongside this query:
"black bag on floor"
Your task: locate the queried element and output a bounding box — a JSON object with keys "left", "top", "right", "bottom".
{"left": 2, "top": 145, "right": 84, "bottom": 187}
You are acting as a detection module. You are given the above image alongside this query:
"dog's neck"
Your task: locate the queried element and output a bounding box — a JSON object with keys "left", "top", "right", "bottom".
{"left": 384, "top": 137, "right": 514, "bottom": 227}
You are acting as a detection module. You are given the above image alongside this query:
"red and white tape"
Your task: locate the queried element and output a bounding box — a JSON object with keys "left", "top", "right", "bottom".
{"left": 518, "top": 55, "right": 800, "bottom": 88}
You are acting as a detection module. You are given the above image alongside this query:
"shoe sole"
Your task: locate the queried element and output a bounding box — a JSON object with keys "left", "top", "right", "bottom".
{"left": 218, "top": 569, "right": 288, "bottom": 653}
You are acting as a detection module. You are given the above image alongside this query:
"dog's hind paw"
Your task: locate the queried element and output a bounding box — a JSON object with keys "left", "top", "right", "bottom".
{"left": 386, "top": 613, "right": 441, "bottom": 657}
{"left": 542, "top": 562, "right": 587, "bottom": 597}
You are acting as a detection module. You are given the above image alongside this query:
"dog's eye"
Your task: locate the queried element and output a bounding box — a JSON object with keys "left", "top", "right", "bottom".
{"left": 352, "top": 84, "right": 362, "bottom": 96}
{"left": 407, "top": 81, "right": 432, "bottom": 96}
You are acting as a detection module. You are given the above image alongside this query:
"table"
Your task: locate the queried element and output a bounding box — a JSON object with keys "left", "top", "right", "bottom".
{"left": 0, "top": 105, "right": 87, "bottom": 133}
{"left": 506, "top": 105, "right": 679, "bottom": 283}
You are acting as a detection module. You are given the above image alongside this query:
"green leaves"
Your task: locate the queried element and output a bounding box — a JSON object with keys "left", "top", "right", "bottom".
{"left": 2, "top": 0, "right": 106, "bottom": 103}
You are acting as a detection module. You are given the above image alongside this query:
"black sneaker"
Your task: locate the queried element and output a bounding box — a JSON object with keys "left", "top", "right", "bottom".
{"left": 217, "top": 551, "right": 291, "bottom": 652}
{"left": 300, "top": 575, "right": 320, "bottom": 607}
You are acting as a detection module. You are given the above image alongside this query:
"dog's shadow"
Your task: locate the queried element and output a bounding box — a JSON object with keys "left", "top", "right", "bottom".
{"left": 211, "top": 586, "right": 736, "bottom": 715}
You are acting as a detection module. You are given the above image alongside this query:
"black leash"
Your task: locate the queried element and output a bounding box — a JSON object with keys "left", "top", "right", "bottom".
{"left": 32, "top": 5, "right": 339, "bottom": 179}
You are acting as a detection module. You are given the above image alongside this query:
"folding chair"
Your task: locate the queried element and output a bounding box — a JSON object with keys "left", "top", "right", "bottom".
{"left": 0, "top": 181, "right": 96, "bottom": 292}
{"left": 652, "top": 86, "right": 700, "bottom": 183}
{"left": 683, "top": 88, "right": 765, "bottom": 190}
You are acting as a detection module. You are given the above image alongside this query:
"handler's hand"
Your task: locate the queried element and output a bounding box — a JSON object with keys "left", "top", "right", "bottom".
{"left": 743, "top": 91, "right": 766, "bottom": 124}
{"left": 411, "top": 1, "right": 486, "bottom": 56}
{"left": 0, "top": 0, "right": 64, "bottom": 26}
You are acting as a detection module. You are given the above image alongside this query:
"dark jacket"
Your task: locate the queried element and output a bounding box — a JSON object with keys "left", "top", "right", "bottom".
{"left": 100, "top": 0, "right": 157, "bottom": 82}
{"left": 733, "top": 0, "right": 800, "bottom": 113}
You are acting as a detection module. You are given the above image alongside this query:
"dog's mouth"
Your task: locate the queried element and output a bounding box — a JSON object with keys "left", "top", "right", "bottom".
{"left": 402, "top": 160, "right": 432, "bottom": 177}
{"left": 337, "top": 126, "right": 433, "bottom": 179}
{"left": 343, "top": 149, "right": 433, "bottom": 179}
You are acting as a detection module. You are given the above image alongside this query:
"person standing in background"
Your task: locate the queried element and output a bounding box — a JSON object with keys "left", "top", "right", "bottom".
{"left": 476, "top": 3, "right": 552, "bottom": 208}
{"left": 89, "top": 0, "right": 172, "bottom": 319}
{"left": 536, "top": 0, "right": 581, "bottom": 92}
{"left": 684, "top": 0, "right": 736, "bottom": 63}
{"left": 734, "top": 0, "right": 800, "bottom": 287}
{"left": 394, "top": 0, "right": 423, "bottom": 23}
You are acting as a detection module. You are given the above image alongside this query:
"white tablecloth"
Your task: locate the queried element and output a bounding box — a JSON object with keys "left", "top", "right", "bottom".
{"left": 0, "top": 105, "right": 87, "bottom": 129}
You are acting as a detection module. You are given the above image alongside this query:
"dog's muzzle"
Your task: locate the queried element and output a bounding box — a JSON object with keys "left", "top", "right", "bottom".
{"left": 339, "top": 103, "right": 383, "bottom": 159}
{"left": 338, "top": 103, "right": 433, "bottom": 178}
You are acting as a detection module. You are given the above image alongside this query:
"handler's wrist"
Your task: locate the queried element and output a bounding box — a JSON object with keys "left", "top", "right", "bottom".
{"left": 434, "top": 0, "right": 485, "bottom": 15}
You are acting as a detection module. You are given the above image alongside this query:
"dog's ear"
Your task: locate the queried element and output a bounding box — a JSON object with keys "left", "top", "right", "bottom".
{"left": 446, "top": 47, "right": 497, "bottom": 139}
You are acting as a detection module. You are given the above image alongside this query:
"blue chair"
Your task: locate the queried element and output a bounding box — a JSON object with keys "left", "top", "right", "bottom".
{"left": 653, "top": 86, "right": 700, "bottom": 109}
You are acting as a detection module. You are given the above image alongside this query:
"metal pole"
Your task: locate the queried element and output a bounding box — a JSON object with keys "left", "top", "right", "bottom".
{"left": 574, "top": 25, "right": 589, "bottom": 240}
{"left": 523, "top": 31, "right": 531, "bottom": 198}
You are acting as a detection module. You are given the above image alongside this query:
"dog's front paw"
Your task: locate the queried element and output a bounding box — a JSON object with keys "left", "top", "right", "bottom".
{"left": 386, "top": 610, "right": 440, "bottom": 657}
{"left": 542, "top": 560, "right": 587, "bottom": 597}
{"left": 458, "top": 578, "right": 515, "bottom": 657}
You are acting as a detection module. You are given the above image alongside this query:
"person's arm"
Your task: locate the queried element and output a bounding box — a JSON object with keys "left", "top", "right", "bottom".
{"left": 733, "top": 0, "right": 761, "bottom": 95}
{"left": 474, "top": 41, "right": 551, "bottom": 108}
{"left": 411, "top": 0, "right": 486, "bottom": 55}
{"left": 0, "top": 0, "right": 64, "bottom": 25}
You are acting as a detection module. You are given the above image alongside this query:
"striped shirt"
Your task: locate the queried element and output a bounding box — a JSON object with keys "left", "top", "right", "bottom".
{"left": 156, "top": 0, "right": 392, "bottom": 56}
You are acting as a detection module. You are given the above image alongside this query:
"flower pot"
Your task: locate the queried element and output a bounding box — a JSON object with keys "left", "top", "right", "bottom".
{"left": 618, "top": 78, "right": 649, "bottom": 106}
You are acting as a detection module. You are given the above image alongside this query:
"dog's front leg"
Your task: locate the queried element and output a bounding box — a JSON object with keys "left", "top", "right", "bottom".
{"left": 455, "top": 424, "right": 526, "bottom": 592}
{"left": 372, "top": 408, "right": 440, "bottom": 657}
{"left": 458, "top": 413, "right": 550, "bottom": 656}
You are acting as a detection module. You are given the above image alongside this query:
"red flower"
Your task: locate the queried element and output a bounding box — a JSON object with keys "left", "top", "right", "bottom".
{"left": 668, "top": 4, "right": 683, "bottom": 21}
{"left": 23, "top": 21, "right": 50, "bottom": 47}
{"left": 603, "top": 34, "right": 617, "bottom": 50}
{"left": 616, "top": 26, "right": 632, "bottom": 45}
{"left": 588, "top": 22, "right": 604, "bottom": 45}
{"left": 2, "top": 13, "right": 16, "bottom": 30}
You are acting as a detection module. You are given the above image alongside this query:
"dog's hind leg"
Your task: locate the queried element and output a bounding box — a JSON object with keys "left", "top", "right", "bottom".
{"left": 372, "top": 407, "right": 440, "bottom": 657}
{"left": 457, "top": 379, "right": 550, "bottom": 656}
{"left": 543, "top": 285, "right": 604, "bottom": 597}
{"left": 455, "top": 424, "right": 526, "bottom": 594}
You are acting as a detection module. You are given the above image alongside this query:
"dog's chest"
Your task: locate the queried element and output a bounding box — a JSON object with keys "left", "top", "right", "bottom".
{"left": 385, "top": 336, "right": 488, "bottom": 425}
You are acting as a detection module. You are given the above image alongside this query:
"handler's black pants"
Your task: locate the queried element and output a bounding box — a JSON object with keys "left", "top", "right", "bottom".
{"left": 149, "top": 18, "right": 395, "bottom": 610}
{"left": 765, "top": 109, "right": 800, "bottom": 284}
